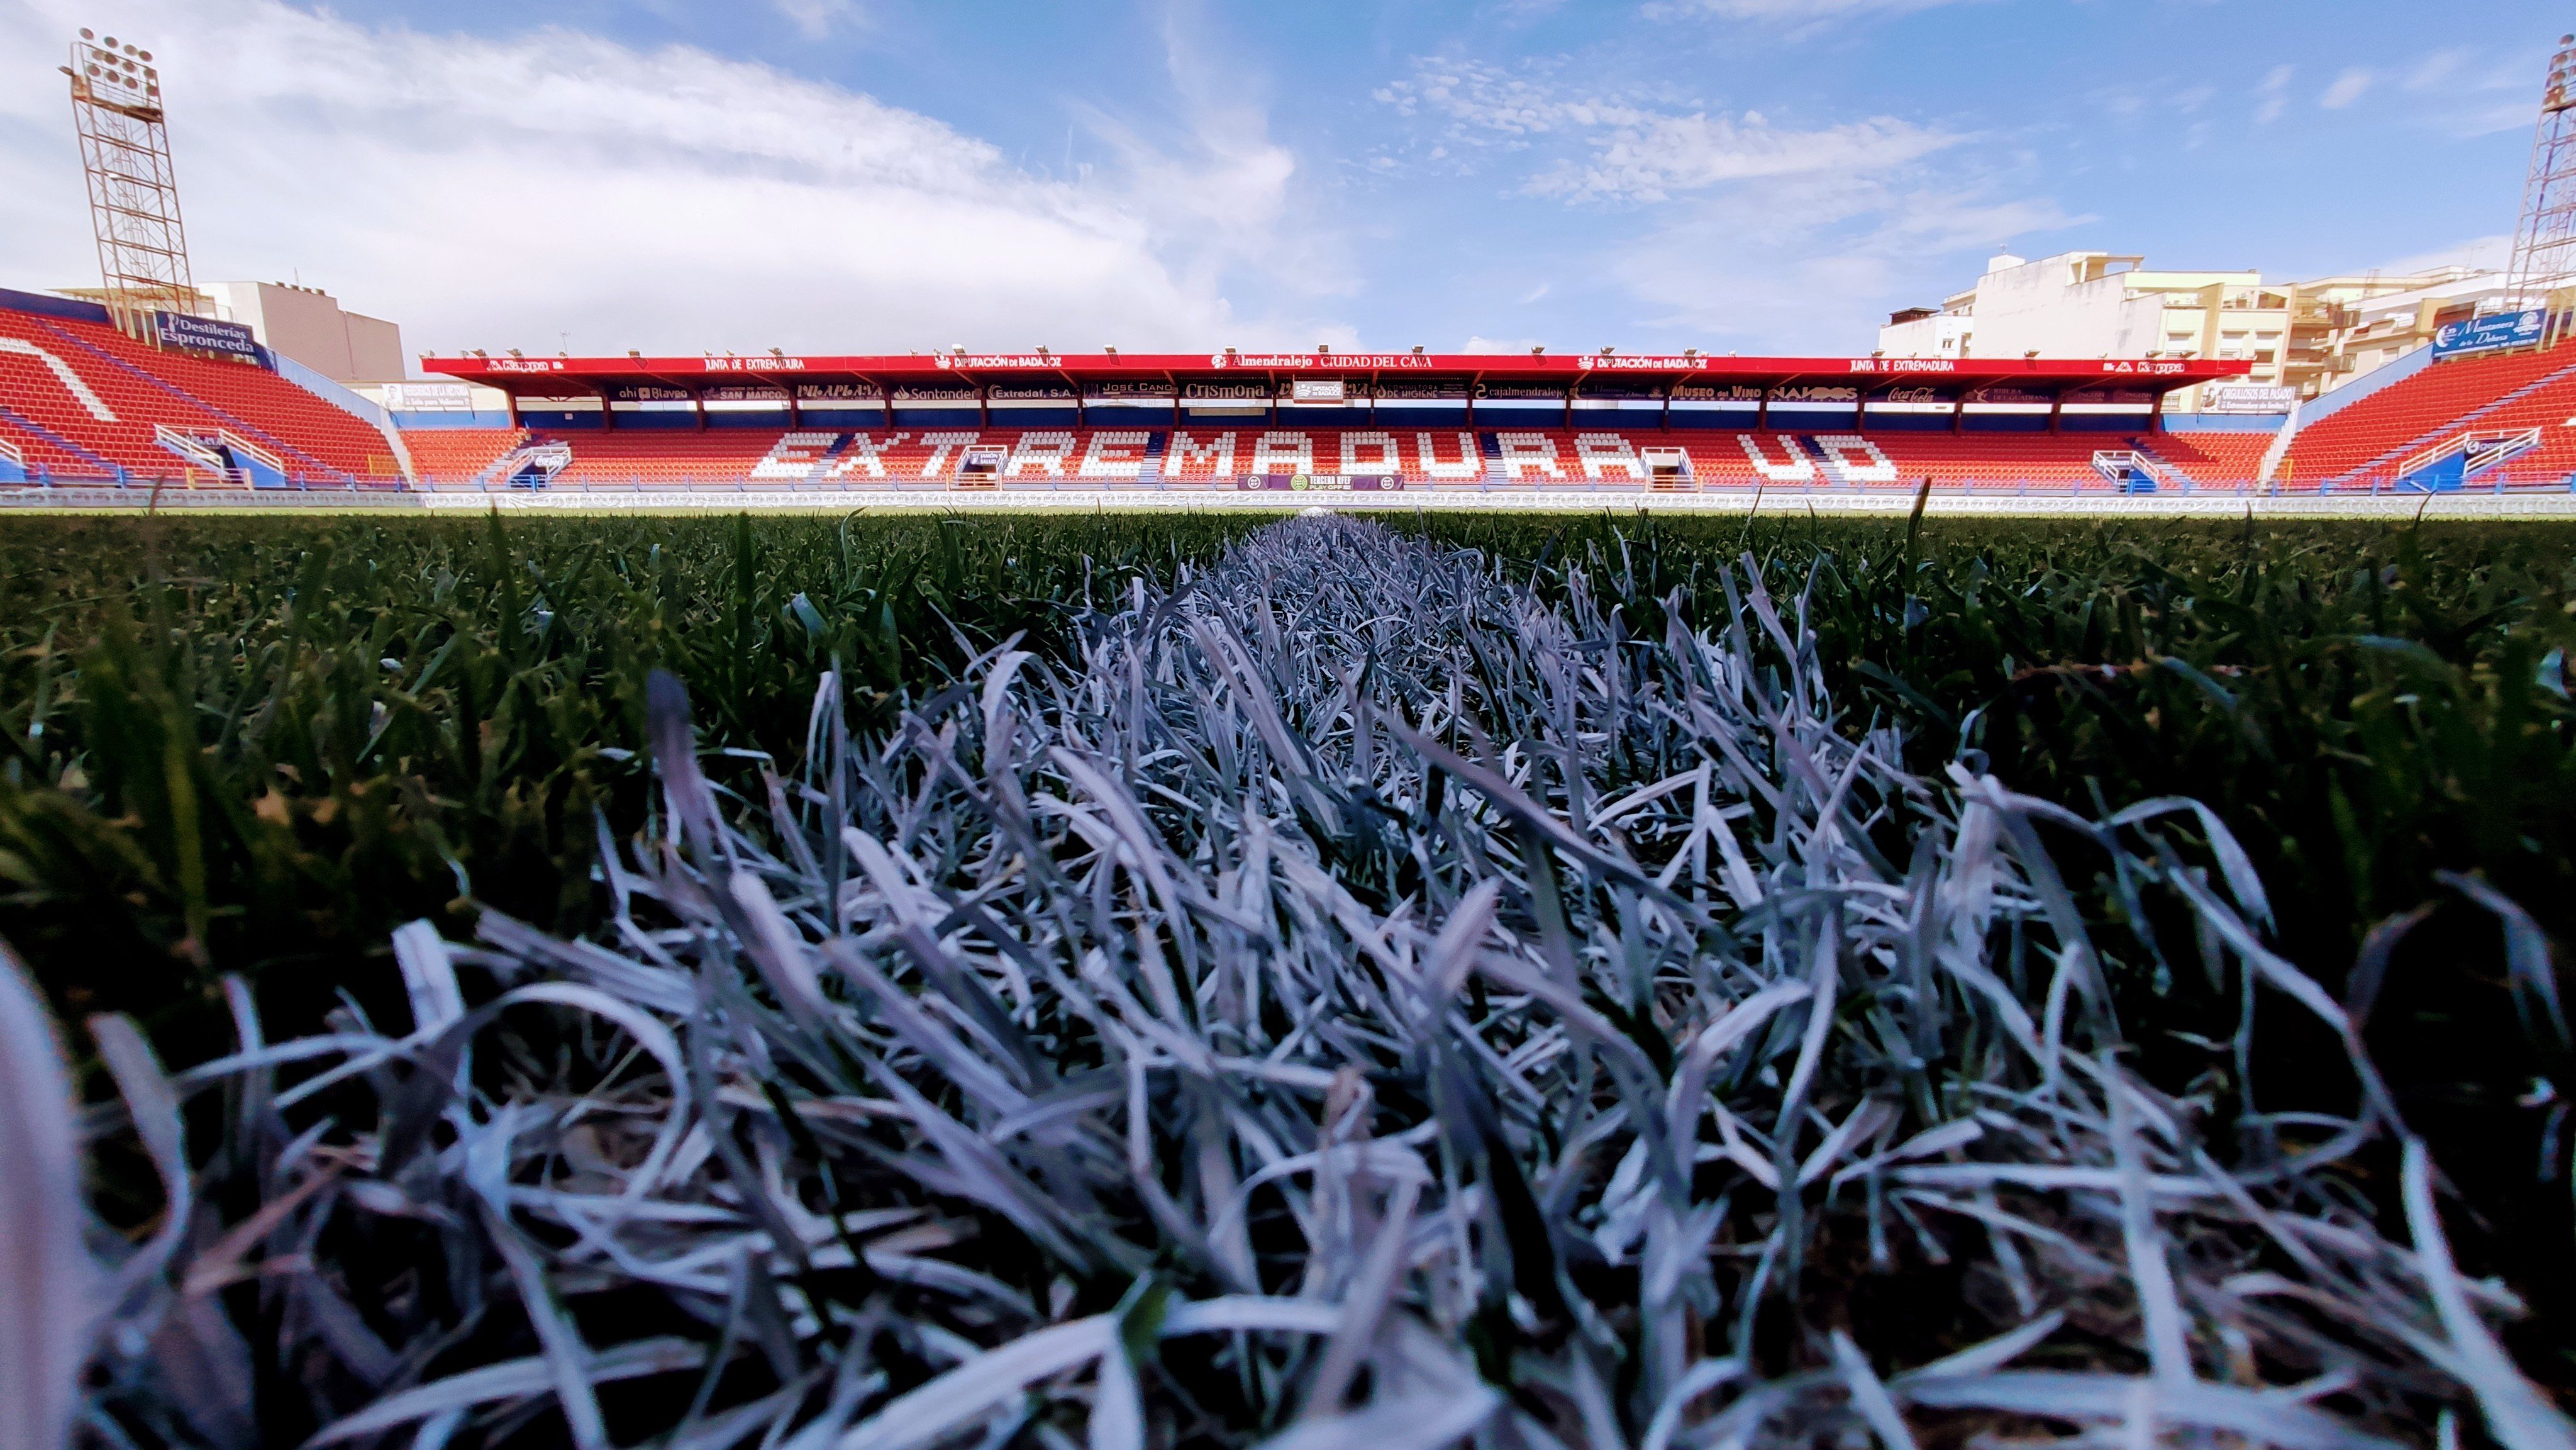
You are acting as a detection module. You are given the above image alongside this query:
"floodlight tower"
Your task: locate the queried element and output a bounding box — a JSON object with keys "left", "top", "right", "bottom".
{"left": 2509, "top": 33, "right": 2576, "bottom": 333}
{"left": 62, "top": 27, "right": 198, "bottom": 338}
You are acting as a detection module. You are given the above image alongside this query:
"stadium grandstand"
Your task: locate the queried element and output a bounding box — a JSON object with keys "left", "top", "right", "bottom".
{"left": 13, "top": 289, "right": 2576, "bottom": 497}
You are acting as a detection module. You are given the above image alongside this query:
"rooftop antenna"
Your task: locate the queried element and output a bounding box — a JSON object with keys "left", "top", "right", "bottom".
{"left": 63, "top": 26, "right": 197, "bottom": 340}
{"left": 2507, "top": 33, "right": 2576, "bottom": 339}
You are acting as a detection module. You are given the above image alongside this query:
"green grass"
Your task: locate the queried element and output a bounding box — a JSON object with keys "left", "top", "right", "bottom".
{"left": 6, "top": 508, "right": 2575, "bottom": 1380}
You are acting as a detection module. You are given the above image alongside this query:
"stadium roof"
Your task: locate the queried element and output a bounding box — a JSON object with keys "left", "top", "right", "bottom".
{"left": 422, "top": 350, "right": 2251, "bottom": 398}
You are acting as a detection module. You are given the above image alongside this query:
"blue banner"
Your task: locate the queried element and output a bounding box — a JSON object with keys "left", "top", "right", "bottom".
{"left": 2432, "top": 309, "right": 2545, "bottom": 359}
{"left": 154, "top": 311, "right": 265, "bottom": 363}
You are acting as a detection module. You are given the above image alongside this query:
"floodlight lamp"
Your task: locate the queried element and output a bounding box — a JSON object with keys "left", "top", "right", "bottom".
{"left": 1872, "top": 349, "right": 1884, "bottom": 358}
{"left": 628, "top": 349, "right": 641, "bottom": 358}
{"left": 770, "top": 347, "right": 783, "bottom": 357}
{"left": 508, "top": 348, "right": 523, "bottom": 357}
{"left": 1411, "top": 345, "right": 1424, "bottom": 355}
{"left": 1103, "top": 345, "right": 1118, "bottom": 356}
{"left": 2024, "top": 349, "right": 2040, "bottom": 359}
{"left": 1683, "top": 348, "right": 1698, "bottom": 357}
{"left": 1599, "top": 346, "right": 1614, "bottom": 355}
{"left": 952, "top": 345, "right": 965, "bottom": 355}
{"left": 1317, "top": 344, "right": 1330, "bottom": 355}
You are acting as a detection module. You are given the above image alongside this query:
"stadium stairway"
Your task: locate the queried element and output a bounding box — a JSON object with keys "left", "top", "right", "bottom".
{"left": 401, "top": 427, "right": 528, "bottom": 488}
{"left": 2136, "top": 432, "right": 2271, "bottom": 488}
{"left": 0, "top": 406, "right": 119, "bottom": 479}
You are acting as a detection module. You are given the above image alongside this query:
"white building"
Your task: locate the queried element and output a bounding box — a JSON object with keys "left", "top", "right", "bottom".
{"left": 1880, "top": 251, "right": 2496, "bottom": 407}
{"left": 198, "top": 281, "right": 406, "bottom": 383}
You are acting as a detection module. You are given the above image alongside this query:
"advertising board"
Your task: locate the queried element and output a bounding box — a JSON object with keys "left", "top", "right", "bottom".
{"left": 2431, "top": 310, "right": 2545, "bottom": 359}
{"left": 155, "top": 311, "right": 262, "bottom": 362}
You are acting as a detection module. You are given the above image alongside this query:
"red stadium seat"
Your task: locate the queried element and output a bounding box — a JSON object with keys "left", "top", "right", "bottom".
{"left": 2284, "top": 342, "right": 2576, "bottom": 489}
{"left": 0, "top": 303, "right": 402, "bottom": 486}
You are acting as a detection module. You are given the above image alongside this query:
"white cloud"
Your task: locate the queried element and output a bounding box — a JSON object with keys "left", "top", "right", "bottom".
{"left": 1461, "top": 335, "right": 1545, "bottom": 353}
{"left": 1532, "top": 112, "right": 1957, "bottom": 203}
{"left": 0, "top": 0, "right": 1344, "bottom": 363}
{"left": 1645, "top": 0, "right": 1983, "bottom": 21}
{"left": 2319, "top": 67, "right": 2373, "bottom": 109}
{"left": 1375, "top": 52, "right": 2063, "bottom": 349}
{"left": 771, "top": 0, "right": 866, "bottom": 40}
{"left": 1610, "top": 175, "right": 2082, "bottom": 344}
{"left": 2253, "top": 64, "right": 2292, "bottom": 123}
{"left": 1383, "top": 58, "right": 1955, "bottom": 205}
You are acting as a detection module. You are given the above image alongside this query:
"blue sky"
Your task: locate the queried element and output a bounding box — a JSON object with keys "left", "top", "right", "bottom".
{"left": 0, "top": 0, "right": 2557, "bottom": 364}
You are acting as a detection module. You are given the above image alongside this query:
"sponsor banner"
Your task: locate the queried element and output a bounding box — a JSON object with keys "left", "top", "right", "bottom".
{"left": 796, "top": 382, "right": 884, "bottom": 401}
{"left": 1866, "top": 385, "right": 1957, "bottom": 413}
{"left": 1184, "top": 382, "right": 1271, "bottom": 401}
{"left": 1475, "top": 382, "right": 1566, "bottom": 401}
{"left": 381, "top": 382, "right": 473, "bottom": 412}
{"left": 155, "top": 311, "right": 262, "bottom": 362}
{"left": 1290, "top": 379, "right": 1346, "bottom": 403}
{"left": 988, "top": 385, "right": 1077, "bottom": 401}
{"left": 1374, "top": 380, "right": 1470, "bottom": 401}
{"left": 1238, "top": 474, "right": 1404, "bottom": 491}
{"left": 2433, "top": 309, "right": 2546, "bottom": 359}
{"left": 701, "top": 384, "right": 791, "bottom": 403}
{"left": 1770, "top": 385, "right": 1860, "bottom": 404}
{"left": 1085, "top": 381, "right": 1174, "bottom": 401}
{"left": 606, "top": 384, "right": 693, "bottom": 403}
{"left": 1575, "top": 354, "right": 1707, "bottom": 372}
{"left": 1572, "top": 381, "right": 1663, "bottom": 399}
{"left": 1965, "top": 386, "right": 2053, "bottom": 406}
{"left": 892, "top": 386, "right": 978, "bottom": 403}
{"left": 1206, "top": 352, "right": 1436, "bottom": 371}
{"left": 2199, "top": 384, "right": 2297, "bottom": 414}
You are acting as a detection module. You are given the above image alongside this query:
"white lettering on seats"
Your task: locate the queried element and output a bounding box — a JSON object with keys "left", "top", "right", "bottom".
{"left": 1077, "top": 431, "right": 1150, "bottom": 479}
{"left": 1574, "top": 433, "right": 1646, "bottom": 479}
{"left": 1494, "top": 433, "right": 1564, "bottom": 480}
{"left": 0, "top": 337, "right": 117, "bottom": 421}
{"left": 916, "top": 432, "right": 981, "bottom": 477}
{"left": 1416, "top": 432, "right": 1483, "bottom": 479}
{"left": 750, "top": 430, "right": 840, "bottom": 480}
{"left": 1003, "top": 432, "right": 1078, "bottom": 477}
{"left": 1810, "top": 433, "right": 1897, "bottom": 484}
{"left": 1168, "top": 432, "right": 1236, "bottom": 477}
{"left": 1736, "top": 434, "right": 1816, "bottom": 482}
{"left": 1339, "top": 430, "right": 1399, "bottom": 474}
{"left": 1251, "top": 431, "right": 1315, "bottom": 476}
{"left": 826, "top": 432, "right": 908, "bottom": 478}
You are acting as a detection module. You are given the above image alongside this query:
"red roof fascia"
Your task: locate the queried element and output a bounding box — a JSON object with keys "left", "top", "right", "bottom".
{"left": 422, "top": 351, "right": 2250, "bottom": 394}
